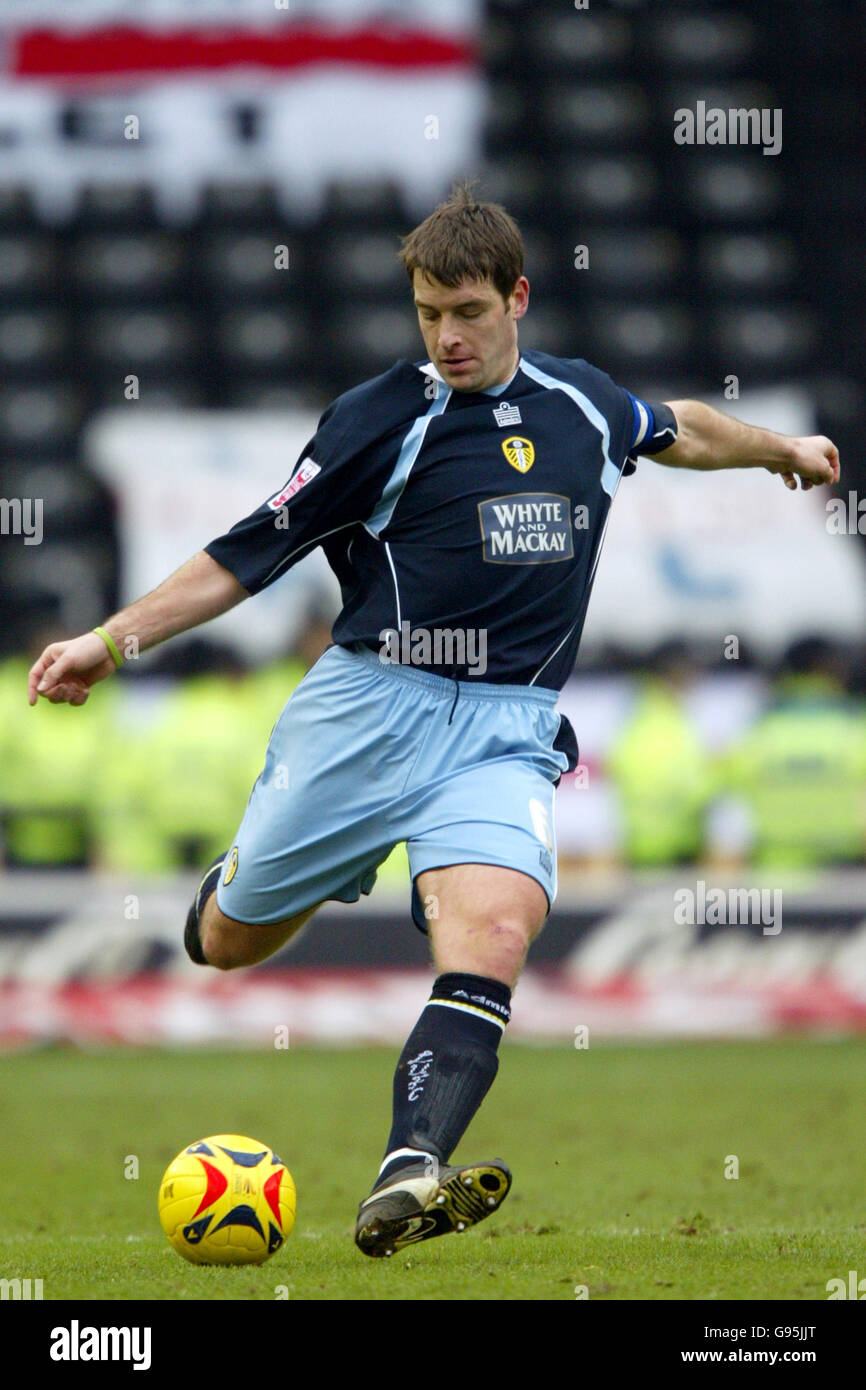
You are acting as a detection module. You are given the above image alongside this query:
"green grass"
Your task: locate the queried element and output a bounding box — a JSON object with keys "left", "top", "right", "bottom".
{"left": 1, "top": 1040, "right": 864, "bottom": 1300}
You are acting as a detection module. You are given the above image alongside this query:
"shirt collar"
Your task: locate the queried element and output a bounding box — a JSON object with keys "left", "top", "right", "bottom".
{"left": 416, "top": 359, "right": 522, "bottom": 396}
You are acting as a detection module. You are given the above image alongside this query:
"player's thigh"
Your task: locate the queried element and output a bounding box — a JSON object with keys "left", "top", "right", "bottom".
{"left": 199, "top": 893, "right": 321, "bottom": 971}
{"left": 418, "top": 862, "right": 549, "bottom": 988}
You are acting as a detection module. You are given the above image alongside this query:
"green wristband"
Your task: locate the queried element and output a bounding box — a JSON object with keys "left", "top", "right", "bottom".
{"left": 93, "top": 626, "right": 123, "bottom": 669}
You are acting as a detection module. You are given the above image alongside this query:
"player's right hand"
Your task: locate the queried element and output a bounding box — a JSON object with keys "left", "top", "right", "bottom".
{"left": 776, "top": 435, "right": 840, "bottom": 492}
{"left": 28, "top": 632, "right": 118, "bottom": 707}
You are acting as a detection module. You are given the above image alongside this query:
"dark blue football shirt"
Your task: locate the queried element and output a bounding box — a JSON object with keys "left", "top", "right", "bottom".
{"left": 205, "top": 350, "right": 676, "bottom": 699}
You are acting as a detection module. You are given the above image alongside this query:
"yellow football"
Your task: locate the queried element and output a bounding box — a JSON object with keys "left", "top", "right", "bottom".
{"left": 158, "top": 1134, "right": 296, "bottom": 1265}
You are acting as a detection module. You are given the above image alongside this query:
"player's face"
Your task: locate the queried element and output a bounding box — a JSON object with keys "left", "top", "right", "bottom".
{"left": 412, "top": 271, "right": 529, "bottom": 392}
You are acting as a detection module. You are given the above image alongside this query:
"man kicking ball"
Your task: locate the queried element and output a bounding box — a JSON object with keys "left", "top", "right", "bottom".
{"left": 28, "top": 183, "right": 840, "bottom": 1257}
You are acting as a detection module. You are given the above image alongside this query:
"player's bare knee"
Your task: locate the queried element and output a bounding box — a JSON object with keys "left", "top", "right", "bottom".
{"left": 198, "top": 922, "right": 242, "bottom": 972}
{"left": 198, "top": 898, "right": 250, "bottom": 971}
{"left": 488, "top": 907, "right": 543, "bottom": 947}
{"left": 489, "top": 924, "right": 532, "bottom": 975}
{"left": 435, "top": 916, "right": 535, "bottom": 986}
{"left": 200, "top": 898, "right": 317, "bottom": 971}
{"left": 480, "top": 918, "right": 530, "bottom": 959}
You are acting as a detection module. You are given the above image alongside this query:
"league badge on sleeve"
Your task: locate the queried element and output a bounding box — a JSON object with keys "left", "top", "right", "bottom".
{"left": 266, "top": 459, "right": 322, "bottom": 511}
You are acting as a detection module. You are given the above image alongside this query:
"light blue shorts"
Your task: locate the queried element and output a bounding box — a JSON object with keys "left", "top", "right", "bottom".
{"left": 216, "top": 643, "right": 568, "bottom": 930}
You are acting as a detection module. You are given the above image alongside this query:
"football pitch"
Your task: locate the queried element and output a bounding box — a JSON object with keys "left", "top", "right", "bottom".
{"left": 2, "top": 1039, "right": 863, "bottom": 1302}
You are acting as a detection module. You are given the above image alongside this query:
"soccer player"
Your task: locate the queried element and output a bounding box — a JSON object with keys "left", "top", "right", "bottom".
{"left": 28, "top": 184, "right": 840, "bottom": 1257}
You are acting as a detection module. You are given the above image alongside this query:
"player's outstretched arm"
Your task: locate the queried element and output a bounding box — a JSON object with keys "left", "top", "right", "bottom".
{"left": 653, "top": 399, "right": 840, "bottom": 492}
{"left": 28, "top": 550, "right": 250, "bottom": 707}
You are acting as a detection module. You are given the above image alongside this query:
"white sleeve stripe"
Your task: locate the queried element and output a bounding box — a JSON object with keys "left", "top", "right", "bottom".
{"left": 652, "top": 425, "right": 677, "bottom": 449}
{"left": 633, "top": 399, "right": 650, "bottom": 447}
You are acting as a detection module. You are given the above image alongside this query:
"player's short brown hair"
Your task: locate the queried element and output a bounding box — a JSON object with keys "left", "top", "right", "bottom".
{"left": 398, "top": 181, "right": 524, "bottom": 304}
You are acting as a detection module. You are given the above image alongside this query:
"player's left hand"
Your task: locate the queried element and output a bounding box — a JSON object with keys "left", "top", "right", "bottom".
{"left": 776, "top": 435, "right": 840, "bottom": 492}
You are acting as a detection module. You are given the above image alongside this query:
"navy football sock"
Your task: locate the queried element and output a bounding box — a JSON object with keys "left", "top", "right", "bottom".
{"left": 375, "top": 972, "right": 512, "bottom": 1189}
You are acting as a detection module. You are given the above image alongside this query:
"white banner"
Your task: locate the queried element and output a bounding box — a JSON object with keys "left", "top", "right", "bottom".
{"left": 0, "top": 74, "right": 481, "bottom": 221}
{"left": 0, "top": 1, "right": 479, "bottom": 32}
{"left": 0, "top": 1, "right": 482, "bottom": 219}
{"left": 583, "top": 388, "right": 866, "bottom": 656}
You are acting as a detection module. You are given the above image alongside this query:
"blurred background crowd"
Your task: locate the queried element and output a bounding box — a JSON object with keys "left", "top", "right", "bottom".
{"left": 4, "top": 629, "right": 866, "bottom": 874}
